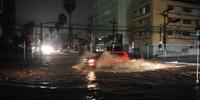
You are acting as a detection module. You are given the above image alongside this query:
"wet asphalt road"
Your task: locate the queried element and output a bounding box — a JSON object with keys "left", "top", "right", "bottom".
{"left": 0, "top": 52, "right": 200, "bottom": 100}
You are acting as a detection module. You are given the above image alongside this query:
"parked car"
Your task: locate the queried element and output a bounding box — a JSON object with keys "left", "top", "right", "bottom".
{"left": 82, "top": 51, "right": 129, "bottom": 67}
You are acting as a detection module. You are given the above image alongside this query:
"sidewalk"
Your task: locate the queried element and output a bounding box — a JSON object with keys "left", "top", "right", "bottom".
{"left": 150, "top": 55, "right": 197, "bottom": 63}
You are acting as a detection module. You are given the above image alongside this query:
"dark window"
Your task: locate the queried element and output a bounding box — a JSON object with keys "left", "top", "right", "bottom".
{"left": 139, "top": 20, "right": 142, "bottom": 25}
{"left": 183, "top": 19, "right": 192, "bottom": 25}
{"left": 182, "top": 31, "right": 190, "bottom": 36}
{"left": 145, "top": 5, "right": 150, "bottom": 13}
{"left": 139, "top": 31, "right": 142, "bottom": 36}
{"left": 132, "top": 11, "right": 136, "bottom": 17}
{"left": 167, "top": 30, "right": 173, "bottom": 35}
{"left": 183, "top": 7, "right": 192, "bottom": 13}
{"left": 168, "top": 18, "right": 173, "bottom": 23}
{"left": 175, "top": 30, "right": 181, "bottom": 35}
{"left": 168, "top": 5, "right": 174, "bottom": 11}
{"left": 139, "top": 8, "right": 143, "bottom": 14}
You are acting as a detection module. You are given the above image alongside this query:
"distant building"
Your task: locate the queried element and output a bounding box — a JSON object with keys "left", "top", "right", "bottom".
{"left": 0, "top": 0, "right": 16, "bottom": 46}
{"left": 94, "top": 0, "right": 130, "bottom": 51}
{"left": 128, "top": 0, "right": 200, "bottom": 57}
{"left": 0, "top": 0, "right": 3, "bottom": 37}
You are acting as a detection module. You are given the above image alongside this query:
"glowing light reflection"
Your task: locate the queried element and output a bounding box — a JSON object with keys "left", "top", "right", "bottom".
{"left": 86, "top": 71, "right": 98, "bottom": 90}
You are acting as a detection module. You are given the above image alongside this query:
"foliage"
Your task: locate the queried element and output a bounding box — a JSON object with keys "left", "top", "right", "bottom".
{"left": 63, "top": 0, "right": 77, "bottom": 15}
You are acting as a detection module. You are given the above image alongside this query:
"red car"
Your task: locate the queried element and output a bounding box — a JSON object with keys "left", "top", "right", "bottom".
{"left": 82, "top": 51, "right": 129, "bottom": 67}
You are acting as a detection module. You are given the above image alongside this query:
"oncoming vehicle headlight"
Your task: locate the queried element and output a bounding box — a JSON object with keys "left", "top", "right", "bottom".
{"left": 41, "top": 45, "right": 54, "bottom": 55}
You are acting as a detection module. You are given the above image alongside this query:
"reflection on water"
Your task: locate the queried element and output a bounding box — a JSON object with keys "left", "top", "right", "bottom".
{"left": 86, "top": 71, "right": 98, "bottom": 100}
{"left": 86, "top": 71, "right": 98, "bottom": 90}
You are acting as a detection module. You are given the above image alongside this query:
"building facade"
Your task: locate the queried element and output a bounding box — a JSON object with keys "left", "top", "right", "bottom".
{"left": 128, "top": 0, "right": 200, "bottom": 57}
{"left": 0, "top": 0, "right": 3, "bottom": 37}
{"left": 0, "top": 0, "right": 16, "bottom": 46}
{"left": 94, "top": 0, "right": 130, "bottom": 51}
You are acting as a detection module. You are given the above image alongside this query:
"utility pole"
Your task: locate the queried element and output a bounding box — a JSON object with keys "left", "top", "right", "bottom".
{"left": 110, "top": 18, "right": 117, "bottom": 51}
{"left": 88, "top": 15, "right": 94, "bottom": 52}
{"left": 160, "top": 7, "right": 174, "bottom": 58}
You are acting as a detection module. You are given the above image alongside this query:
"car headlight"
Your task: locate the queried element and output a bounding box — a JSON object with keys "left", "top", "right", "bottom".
{"left": 41, "top": 45, "right": 54, "bottom": 55}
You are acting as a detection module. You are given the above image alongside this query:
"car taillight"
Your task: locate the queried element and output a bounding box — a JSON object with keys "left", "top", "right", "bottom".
{"left": 83, "top": 58, "right": 88, "bottom": 62}
{"left": 88, "top": 59, "right": 95, "bottom": 63}
{"left": 88, "top": 59, "right": 95, "bottom": 66}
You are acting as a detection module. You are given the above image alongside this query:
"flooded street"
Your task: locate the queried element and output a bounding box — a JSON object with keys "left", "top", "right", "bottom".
{"left": 0, "top": 52, "right": 200, "bottom": 100}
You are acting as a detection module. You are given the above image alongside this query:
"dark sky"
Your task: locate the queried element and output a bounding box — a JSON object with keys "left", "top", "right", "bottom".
{"left": 16, "top": 0, "right": 93, "bottom": 24}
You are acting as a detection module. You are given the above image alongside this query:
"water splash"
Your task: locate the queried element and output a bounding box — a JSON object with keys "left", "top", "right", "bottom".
{"left": 96, "top": 59, "right": 183, "bottom": 73}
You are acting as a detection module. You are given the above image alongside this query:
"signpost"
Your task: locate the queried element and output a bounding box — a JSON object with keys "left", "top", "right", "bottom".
{"left": 110, "top": 18, "right": 117, "bottom": 51}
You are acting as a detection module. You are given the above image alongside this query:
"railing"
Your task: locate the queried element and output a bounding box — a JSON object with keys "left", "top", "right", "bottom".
{"left": 156, "top": 46, "right": 197, "bottom": 57}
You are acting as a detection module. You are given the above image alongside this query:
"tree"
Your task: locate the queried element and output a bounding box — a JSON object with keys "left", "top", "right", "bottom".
{"left": 64, "top": 0, "right": 76, "bottom": 25}
{"left": 58, "top": 13, "right": 67, "bottom": 52}
{"left": 55, "top": 22, "right": 61, "bottom": 32}
{"left": 58, "top": 13, "right": 67, "bottom": 26}
{"left": 63, "top": 0, "right": 77, "bottom": 49}
{"left": 48, "top": 27, "right": 54, "bottom": 34}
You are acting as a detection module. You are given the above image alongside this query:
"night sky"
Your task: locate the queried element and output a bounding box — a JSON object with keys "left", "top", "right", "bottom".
{"left": 16, "top": 0, "right": 93, "bottom": 24}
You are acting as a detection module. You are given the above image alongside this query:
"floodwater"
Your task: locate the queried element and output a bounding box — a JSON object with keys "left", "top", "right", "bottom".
{"left": 0, "top": 52, "right": 200, "bottom": 100}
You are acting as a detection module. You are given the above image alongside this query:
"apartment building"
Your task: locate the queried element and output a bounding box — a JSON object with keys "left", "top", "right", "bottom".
{"left": 128, "top": 0, "right": 200, "bottom": 57}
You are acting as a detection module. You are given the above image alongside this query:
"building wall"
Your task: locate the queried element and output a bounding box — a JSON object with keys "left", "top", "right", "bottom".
{"left": 94, "top": 0, "right": 118, "bottom": 26}
{"left": 94, "top": 0, "right": 130, "bottom": 51}
{"left": 129, "top": 0, "right": 200, "bottom": 57}
{"left": 0, "top": 0, "right": 3, "bottom": 37}
{"left": 1, "top": 0, "right": 15, "bottom": 40}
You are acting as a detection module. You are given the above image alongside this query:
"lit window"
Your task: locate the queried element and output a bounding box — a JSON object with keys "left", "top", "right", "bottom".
{"left": 142, "top": 5, "right": 150, "bottom": 14}
{"left": 142, "top": 7, "right": 146, "bottom": 14}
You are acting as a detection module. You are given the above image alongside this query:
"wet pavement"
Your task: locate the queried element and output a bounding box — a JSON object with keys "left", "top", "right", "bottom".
{"left": 0, "top": 52, "right": 200, "bottom": 100}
